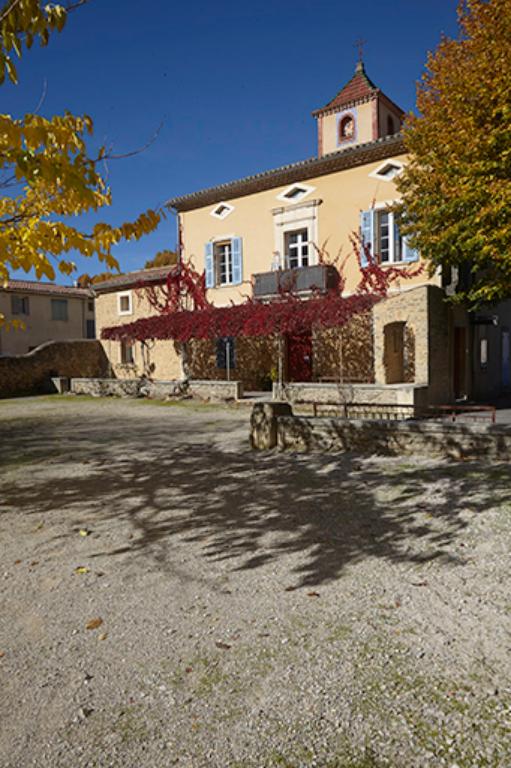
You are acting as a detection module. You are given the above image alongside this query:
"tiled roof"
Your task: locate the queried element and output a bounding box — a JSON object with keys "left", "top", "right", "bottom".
{"left": 92, "top": 266, "right": 172, "bottom": 293}
{"left": 2, "top": 279, "right": 92, "bottom": 299}
{"left": 313, "top": 62, "right": 378, "bottom": 116}
{"left": 166, "top": 133, "right": 406, "bottom": 212}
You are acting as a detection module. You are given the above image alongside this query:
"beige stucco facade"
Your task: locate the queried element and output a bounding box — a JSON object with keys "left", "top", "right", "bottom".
{"left": 94, "top": 286, "right": 182, "bottom": 381}
{"left": 0, "top": 285, "right": 94, "bottom": 356}
{"left": 179, "top": 152, "right": 440, "bottom": 309}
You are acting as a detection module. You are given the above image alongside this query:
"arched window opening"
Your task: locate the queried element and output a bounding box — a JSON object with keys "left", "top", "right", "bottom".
{"left": 339, "top": 114, "right": 355, "bottom": 142}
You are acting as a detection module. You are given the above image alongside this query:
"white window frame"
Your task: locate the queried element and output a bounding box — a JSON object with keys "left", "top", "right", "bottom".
{"left": 214, "top": 240, "right": 234, "bottom": 286}
{"left": 276, "top": 183, "right": 315, "bottom": 204}
{"left": 120, "top": 339, "right": 135, "bottom": 365}
{"left": 369, "top": 160, "right": 404, "bottom": 182}
{"left": 284, "top": 228, "right": 310, "bottom": 269}
{"left": 117, "top": 291, "right": 133, "bottom": 316}
{"left": 272, "top": 199, "right": 321, "bottom": 270}
{"left": 210, "top": 202, "right": 234, "bottom": 220}
{"left": 373, "top": 203, "right": 403, "bottom": 265}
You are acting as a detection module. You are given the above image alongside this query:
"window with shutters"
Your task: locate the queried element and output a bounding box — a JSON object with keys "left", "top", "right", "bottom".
{"left": 51, "top": 298, "right": 68, "bottom": 321}
{"left": 360, "top": 208, "right": 418, "bottom": 266}
{"left": 205, "top": 237, "right": 242, "bottom": 288}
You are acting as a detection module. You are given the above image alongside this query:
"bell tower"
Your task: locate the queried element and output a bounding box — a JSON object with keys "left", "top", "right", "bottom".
{"left": 313, "top": 60, "right": 405, "bottom": 157}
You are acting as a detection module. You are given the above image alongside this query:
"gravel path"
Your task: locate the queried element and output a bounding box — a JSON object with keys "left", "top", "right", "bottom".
{"left": 0, "top": 395, "right": 510, "bottom": 768}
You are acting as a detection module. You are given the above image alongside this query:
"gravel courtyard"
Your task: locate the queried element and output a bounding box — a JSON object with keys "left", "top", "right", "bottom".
{"left": 0, "top": 395, "right": 510, "bottom": 768}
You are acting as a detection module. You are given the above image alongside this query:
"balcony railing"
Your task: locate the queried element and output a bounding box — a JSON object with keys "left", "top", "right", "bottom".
{"left": 253, "top": 264, "right": 340, "bottom": 299}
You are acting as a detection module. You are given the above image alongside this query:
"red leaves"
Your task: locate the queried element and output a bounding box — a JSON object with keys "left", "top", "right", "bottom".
{"left": 101, "top": 236, "right": 422, "bottom": 344}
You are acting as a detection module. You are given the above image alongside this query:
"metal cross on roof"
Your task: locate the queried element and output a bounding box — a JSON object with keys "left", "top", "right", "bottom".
{"left": 354, "top": 38, "right": 367, "bottom": 62}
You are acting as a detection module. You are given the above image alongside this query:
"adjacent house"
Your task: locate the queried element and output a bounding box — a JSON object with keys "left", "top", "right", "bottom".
{"left": 99, "top": 61, "right": 511, "bottom": 404}
{"left": 93, "top": 267, "right": 182, "bottom": 380}
{"left": 0, "top": 279, "right": 95, "bottom": 356}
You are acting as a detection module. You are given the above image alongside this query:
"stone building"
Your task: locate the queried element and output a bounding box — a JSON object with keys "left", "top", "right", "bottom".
{"left": 99, "top": 61, "right": 511, "bottom": 404}
{"left": 0, "top": 279, "right": 95, "bottom": 356}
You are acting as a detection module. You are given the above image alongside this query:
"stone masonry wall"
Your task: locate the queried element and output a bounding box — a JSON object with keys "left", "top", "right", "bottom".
{"left": 373, "top": 285, "right": 429, "bottom": 385}
{"left": 313, "top": 310, "right": 374, "bottom": 383}
{"left": 0, "top": 340, "right": 109, "bottom": 398}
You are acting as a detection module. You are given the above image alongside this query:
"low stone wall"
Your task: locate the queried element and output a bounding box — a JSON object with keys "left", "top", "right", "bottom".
{"left": 0, "top": 340, "right": 109, "bottom": 398}
{"left": 71, "top": 378, "right": 142, "bottom": 397}
{"left": 279, "top": 381, "right": 429, "bottom": 417}
{"left": 188, "top": 379, "right": 243, "bottom": 401}
{"left": 70, "top": 377, "right": 243, "bottom": 401}
{"left": 250, "top": 403, "right": 511, "bottom": 461}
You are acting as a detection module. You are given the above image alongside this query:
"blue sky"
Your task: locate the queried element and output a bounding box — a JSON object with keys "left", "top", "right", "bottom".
{"left": 4, "top": 0, "right": 460, "bottom": 282}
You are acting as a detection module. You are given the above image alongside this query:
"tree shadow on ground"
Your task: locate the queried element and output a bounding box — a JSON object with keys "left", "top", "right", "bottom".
{"left": 2, "top": 412, "right": 510, "bottom": 587}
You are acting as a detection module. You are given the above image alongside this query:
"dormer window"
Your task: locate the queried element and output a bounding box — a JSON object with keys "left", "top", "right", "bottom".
{"left": 339, "top": 114, "right": 355, "bottom": 143}
{"left": 210, "top": 202, "right": 234, "bottom": 220}
{"left": 387, "top": 116, "right": 396, "bottom": 136}
{"left": 276, "top": 183, "right": 315, "bottom": 203}
{"left": 369, "top": 161, "right": 404, "bottom": 182}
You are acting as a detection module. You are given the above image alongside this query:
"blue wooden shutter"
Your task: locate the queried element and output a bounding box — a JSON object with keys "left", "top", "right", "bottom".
{"left": 231, "top": 237, "right": 243, "bottom": 284}
{"left": 360, "top": 210, "right": 374, "bottom": 267}
{"left": 403, "top": 236, "right": 419, "bottom": 263}
{"left": 205, "top": 242, "right": 214, "bottom": 288}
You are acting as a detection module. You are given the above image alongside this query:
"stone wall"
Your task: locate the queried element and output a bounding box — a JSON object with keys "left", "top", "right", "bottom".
{"left": 0, "top": 340, "right": 109, "bottom": 398}
{"left": 313, "top": 310, "right": 374, "bottom": 383}
{"left": 250, "top": 403, "right": 511, "bottom": 461}
{"left": 373, "top": 285, "right": 429, "bottom": 386}
{"left": 188, "top": 336, "right": 279, "bottom": 391}
{"left": 280, "top": 381, "right": 429, "bottom": 417}
{"left": 70, "top": 377, "right": 242, "bottom": 401}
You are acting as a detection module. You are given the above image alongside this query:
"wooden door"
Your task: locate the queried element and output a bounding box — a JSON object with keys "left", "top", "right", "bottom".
{"left": 383, "top": 322, "right": 405, "bottom": 384}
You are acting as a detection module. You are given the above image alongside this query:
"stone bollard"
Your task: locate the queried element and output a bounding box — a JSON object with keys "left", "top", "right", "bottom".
{"left": 250, "top": 401, "right": 293, "bottom": 450}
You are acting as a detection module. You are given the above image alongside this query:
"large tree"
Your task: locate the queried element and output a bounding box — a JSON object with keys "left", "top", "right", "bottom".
{"left": 397, "top": 0, "right": 511, "bottom": 305}
{"left": 0, "top": 0, "right": 163, "bottom": 320}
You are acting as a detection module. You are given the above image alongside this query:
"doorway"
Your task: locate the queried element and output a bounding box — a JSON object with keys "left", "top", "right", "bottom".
{"left": 383, "top": 322, "right": 405, "bottom": 384}
{"left": 454, "top": 326, "right": 467, "bottom": 399}
{"left": 286, "top": 331, "right": 313, "bottom": 382}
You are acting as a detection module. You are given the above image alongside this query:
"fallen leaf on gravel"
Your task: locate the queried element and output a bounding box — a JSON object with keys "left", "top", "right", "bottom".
{"left": 284, "top": 586, "right": 296, "bottom": 592}
{"left": 307, "top": 591, "right": 320, "bottom": 598}
{"left": 78, "top": 529, "right": 90, "bottom": 537}
{"left": 0, "top": 650, "right": 5, "bottom": 658}
{"left": 86, "top": 618, "right": 103, "bottom": 631}
{"left": 14, "top": 560, "right": 22, "bottom": 565}
{"left": 98, "top": 633, "right": 108, "bottom": 641}
{"left": 411, "top": 580, "right": 429, "bottom": 587}
{"left": 215, "top": 641, "right": 231, "bottom": 650}
{"left": 30, "top": 561, "right": 39, "bottom": 567}
{"left": 185, "top": 666, "right": 193, "bottom": 673}
{"left": 33, "top": 521, "right": 44, "bottom": 531}
{"left": 74, "top": 566, "right": 90, "bottom": 575}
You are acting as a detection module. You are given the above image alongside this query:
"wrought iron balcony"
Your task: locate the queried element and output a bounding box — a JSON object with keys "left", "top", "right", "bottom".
{"left": 252, "top": 264, "right": 340, "bottom": 299}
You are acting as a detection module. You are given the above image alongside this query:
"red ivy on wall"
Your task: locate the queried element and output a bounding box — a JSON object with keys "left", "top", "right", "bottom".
{"left": 102, "top": 237, "right": 422, "bottom": 344}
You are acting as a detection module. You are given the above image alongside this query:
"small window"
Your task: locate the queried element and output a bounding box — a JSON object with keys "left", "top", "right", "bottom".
{"left": 51, "top": 299, "right": 68, "bottom": 321}
{"left": 387, "top": 116, "right": 395, "bottom": 136}
{"left": 276, "top": 183, "right": 315, "bottom": 203}
{"left": 211, "top": 202, "right": 234, "bottom": 220}
{"left": 120, "top": 340, "right": 134, "bottom": 365}
{"left": 480, "top": 338, "right": 488, "bottom": 369}
{"left": 11, "top": 295, "right": 30, "bottom": 315}
{"left": 87, "top": 300, "right": 94, "bottom": 312}
{"left": 216, "top": 337, "right": 236, "bottom": 370}
{"left": 370, "top": 161, "right": 404, "bottom": 181}
{"left": 284, "top": 228, "right": 309, "bottom": 269}
{"left": 339, "top": 114, "right": 355, "bottom": 142}
{"left": 118, "top": 292, "right": 132, "bottom": 316}
{"left": 214, "top": 241, "right": 233, "bottom": 285}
